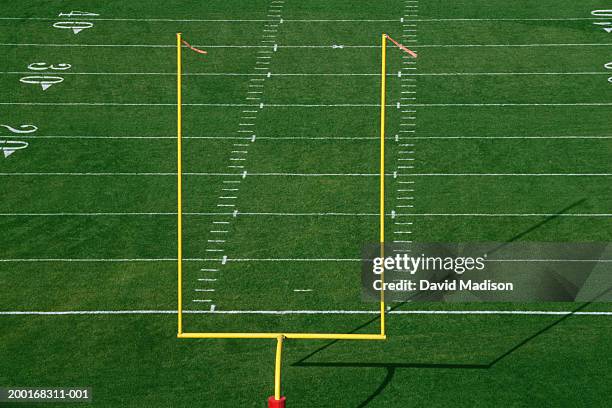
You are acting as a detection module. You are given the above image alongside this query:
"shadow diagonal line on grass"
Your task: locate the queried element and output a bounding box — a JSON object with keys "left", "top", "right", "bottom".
{"left": 291, "top": 198, "right": 609, "bottom": 406}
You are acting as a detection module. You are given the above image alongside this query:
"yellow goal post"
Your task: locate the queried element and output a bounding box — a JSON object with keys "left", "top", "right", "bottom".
{"left": 176, "top": 33, "right": 391, "bottom": 342}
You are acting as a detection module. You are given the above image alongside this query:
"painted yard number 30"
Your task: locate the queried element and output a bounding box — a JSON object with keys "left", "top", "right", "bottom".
{"left": 53, "top": 11, "right": 99, "bottom": 34}
{"left": 20, "top": 62, "right": 72, "bottom": 91}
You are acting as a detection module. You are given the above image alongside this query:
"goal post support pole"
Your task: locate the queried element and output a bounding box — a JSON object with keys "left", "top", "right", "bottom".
{"left": 268, "top": 335, "right": 287, "bottom": 408}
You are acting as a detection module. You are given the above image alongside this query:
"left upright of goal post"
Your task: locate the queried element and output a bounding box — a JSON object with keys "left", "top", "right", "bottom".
{"left": 176, "top": 33, "right": 207, "bottom": 338}
{"left": 176, "top": 32, "right": 183, "bottom": 336}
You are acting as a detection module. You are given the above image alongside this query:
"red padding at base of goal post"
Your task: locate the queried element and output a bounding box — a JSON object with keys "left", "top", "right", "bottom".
{"left": 268, "top": 396, "right": 286, "bottom": 408}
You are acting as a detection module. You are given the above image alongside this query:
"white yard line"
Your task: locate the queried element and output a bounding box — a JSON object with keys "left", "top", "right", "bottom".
{"left": 217, "top": 258, "right": 361, "bottom": 262}
{"left": 2, "top": 102, "right": 372, "bottom": 107}
{"left": 413, "top": 103, "right": 612, "bottom": 107}
{"left": 0, "top": 172, "right": 178, "bottom": 176}
{"left": 403, "top": 213, "right": 612, "bottom": 217}
{"left": 412, "top": 43, "right": 612, "bottom": 48}
{"left": 405, "top": 173, "right": 612, "bottom": 177}
{"left": 0, "top": 102, "right": 177, "bottom": 106}
{"left": 1, "top": 310, "right": 611, "bottom": 316}
{"left": 2, "top": 172, "right": 612, "bottom": 177}
{"left": 2, "top": 43, "right": 612, "bottom": 49}
{"left": 403, "top": 72, "right": 609, "bottom": 76}
{"left": 0, "top": 212, "right": 378, "bottom": 217}
{"left": 0, "top": 18, "right": 276, "bottom": 22}
{"left": 487, "top": 259, "right": 612, "bottom": 262}
{"left": 15, "top": 135, "right": 612, "bottom": 140}
{"left": 0, "top": 212, "right": 608, "bottom": 218}
{"left": 1, "top": 255, "right": 612, "bottom": 263}
{"left": 3, "top": 102, "right": 612, "bottom": 108}
{"left": 0, "top": 212, "right": 176, "bottom": 216}
{"left": 1, "top": 71, "right": 608, "bottom": 77}
{"left": 197, "top": 212, "right": 381, "bottom": 216}
{"left": 0, "top": 17, "right": 607, "bottom": 22}
{"left": 0, "top": 258, "right": 360, "bottom": 263}
{"left": 1, "top": 102, "right": 386, "bottom": 107}
{"left": 0, "top": 258, "right": 180, "bottom": 262}
{"left": 401, "top": 136, "right": 612, "bottom": 139}
{"left": 411, "top": 18, "right": 610, "bottom": 22}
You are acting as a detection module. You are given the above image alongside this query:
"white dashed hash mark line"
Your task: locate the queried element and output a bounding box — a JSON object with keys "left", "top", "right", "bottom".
{"left": 193, "top": 0, "right": 285, "bottom": 305}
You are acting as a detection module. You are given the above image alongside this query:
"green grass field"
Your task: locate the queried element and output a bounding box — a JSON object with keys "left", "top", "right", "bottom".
{"left": 2, "top": 0, "right": 612, "bottom": 406}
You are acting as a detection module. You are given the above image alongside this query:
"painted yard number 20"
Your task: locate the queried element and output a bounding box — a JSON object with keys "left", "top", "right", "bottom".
{"left": 0, "top": 125, "right": 36, "bottom": 158}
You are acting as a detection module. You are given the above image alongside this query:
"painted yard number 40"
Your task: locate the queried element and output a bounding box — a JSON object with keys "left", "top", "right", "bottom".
{"left": 53, "top": 11, "right": 99, "bottom": 34}
{"left": 592, "top": 10, "right": 612, "bottom": 83}
{"left": 593, "top": 9, "right": 612, "bottom": 32}
{"left": 605, "top": 62, "right": 612, "bottom": 84}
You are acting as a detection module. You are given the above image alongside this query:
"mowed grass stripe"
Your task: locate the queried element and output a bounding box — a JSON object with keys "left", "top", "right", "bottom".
{"left": 0, "top": 262, "right": 176, "bottom": 310}
{"left": 410, "top": 177, "right": 612, "bottom": 214}
{"left": 410, "top": 139, "right": 612, "bottom": 173}
{"left": 411, "top": 216, "right": 612, "bottom": 242}
{"left": 8, "top": 75, "right": 397, "bottom": 105}
{"left": 5, "top": 45, "right": 610, "bottom": 77}
{"left": 415, "top": 106, "right": 612, "bottom": 138}
{"left": 2, "top": 46, "right": 259, "bottom": 73}
{"left": 183, "top": 261, "right": 369, "bottom": 311}
{"left": 0, "top": 0, "right": 277, "bottom": 20}
{"left": 10, "top": 136, "right": 612, "bottom": 175}
{"left": 2, "top": 43, "right": 608, "bottom": 79}
{"left": 0, "top": 216, "right": 176, "bottom": 259}
{"left": 0, "top": 19, "right": 276, "bottom": 46}
{"left": 3, "top": 43, "right": 612, "bottom": 49}
{"left": 0, "top": 177, "right": 378, "bottom": 214}
{"left": 4, "top": 46, "right": 609, "bottom": 77}
{"left": 277, "top": 20, "right": 609, "bottom": 46}
{"left": 4, "top": 139, "right": 381, "bottom": 173}
{"left": 0, "top": 262, "right": 367, "bottom": 313}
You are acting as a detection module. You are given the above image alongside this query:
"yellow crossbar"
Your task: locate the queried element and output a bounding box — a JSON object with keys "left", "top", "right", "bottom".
{"left": 178, "top": 332, "right": 387, "bottom": 340}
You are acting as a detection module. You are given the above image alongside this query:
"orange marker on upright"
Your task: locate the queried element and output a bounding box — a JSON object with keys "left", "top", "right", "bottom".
{"left": 385, "top": 34, "right": 418, "bottom": 58}
{"left": 181, "top": 38, "right": 208, "bottom": 55}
